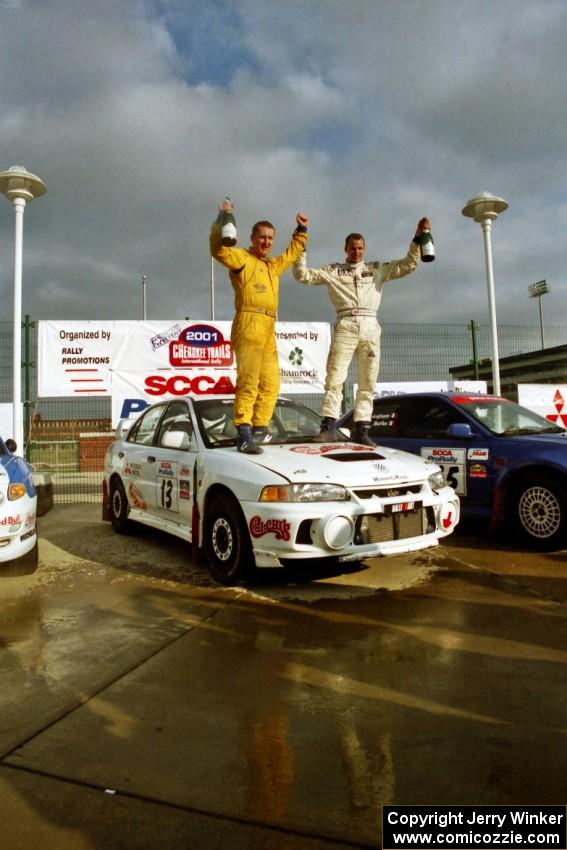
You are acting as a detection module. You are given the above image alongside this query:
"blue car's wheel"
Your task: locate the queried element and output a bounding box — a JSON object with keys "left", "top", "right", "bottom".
{"left": 513, "top": 473, "right": 567, "bottom": 551}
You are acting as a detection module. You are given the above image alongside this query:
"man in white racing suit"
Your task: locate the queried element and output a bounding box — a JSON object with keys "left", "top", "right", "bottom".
{"left": 293, "top": 218, "right": 430, "bottom": 444}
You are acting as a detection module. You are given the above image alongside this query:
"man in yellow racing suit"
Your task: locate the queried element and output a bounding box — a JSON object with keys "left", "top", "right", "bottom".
{"left": 293, "top": 219, "right": 429, "bottom": 445}
{"left": 210, "top": 203, "right": 309, "bottom": 453}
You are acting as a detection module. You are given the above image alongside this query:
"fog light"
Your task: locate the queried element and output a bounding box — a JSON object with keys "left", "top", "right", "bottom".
{"left": 312, "top": 515, "right": 354, "bottom": 550}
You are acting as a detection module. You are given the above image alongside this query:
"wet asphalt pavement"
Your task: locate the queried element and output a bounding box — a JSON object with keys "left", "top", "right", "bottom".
{"left": 1, "top": 505, "right": 566, "bottom": 849}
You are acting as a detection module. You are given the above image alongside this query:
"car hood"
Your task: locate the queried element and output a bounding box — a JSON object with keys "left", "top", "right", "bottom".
{"left": 499, "top": 431, "right": 567, "bottom": 449}
{"left": 239, "top": 441, "right": 434, "bottom": 485}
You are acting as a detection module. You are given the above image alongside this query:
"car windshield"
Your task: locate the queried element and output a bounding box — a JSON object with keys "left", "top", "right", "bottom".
{"left": 458, "top": 398, "right": 566, "bottom": 437}
{"left": 193, "top": 397, "right": 347, "bottom": 448}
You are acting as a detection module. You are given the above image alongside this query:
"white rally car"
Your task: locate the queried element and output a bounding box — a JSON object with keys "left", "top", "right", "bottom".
{"left": 0, "top": 437, "right": 38, "bottom": 575}
{"left": 103, "top": 396, "right": 459, "bottom": 585}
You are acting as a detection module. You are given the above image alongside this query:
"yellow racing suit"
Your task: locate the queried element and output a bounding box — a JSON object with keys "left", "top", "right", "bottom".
{"left": 293, "top": 241, "right": 420, "bottom": 422}
{"left": 210, "top": 222, "right": 308, "bottom": 427}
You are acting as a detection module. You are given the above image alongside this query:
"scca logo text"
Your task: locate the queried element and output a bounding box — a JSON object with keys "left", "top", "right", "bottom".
{"left": 120, "top": 374, "right": 236, "bottom": 419}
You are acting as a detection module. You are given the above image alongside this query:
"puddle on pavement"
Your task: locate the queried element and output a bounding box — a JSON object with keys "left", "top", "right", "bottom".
{"left": 247, "top": 550, "right": 446, "bottom": 602}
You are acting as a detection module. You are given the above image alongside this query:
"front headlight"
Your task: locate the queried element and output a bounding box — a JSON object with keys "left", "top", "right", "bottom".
{"left": 428, "top": 470, "right": 446, "bottom": 493}
{"left": 260, "top": 483, "right": 350, "bottom": 502}
{"left": 8, "top": 483, "right": 27, "bottom": 500}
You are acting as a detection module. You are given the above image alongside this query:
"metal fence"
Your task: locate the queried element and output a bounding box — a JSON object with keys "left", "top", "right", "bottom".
{"left": 2, "top": 319, "right": 566, "bottom": 504}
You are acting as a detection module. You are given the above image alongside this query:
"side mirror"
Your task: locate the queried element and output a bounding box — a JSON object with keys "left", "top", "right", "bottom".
{"left": 447, "top": 422, "right": 475, "bottom": 439}
{"left": 161, "top": 430, "right": 190, "bottom": 450}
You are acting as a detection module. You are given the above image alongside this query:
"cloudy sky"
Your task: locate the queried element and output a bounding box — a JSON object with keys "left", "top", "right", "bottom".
{"left": 1, "top": 0, "right": 566, "bottom": 330}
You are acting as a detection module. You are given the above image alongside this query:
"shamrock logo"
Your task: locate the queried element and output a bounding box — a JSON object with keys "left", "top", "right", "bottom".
{"left": 289, "top": 347, "right": 303, "bottom": 366}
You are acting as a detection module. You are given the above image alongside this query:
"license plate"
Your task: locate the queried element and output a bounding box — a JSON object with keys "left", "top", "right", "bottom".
{"left": 389, "top": 501, "right": 416, "bottom": 514}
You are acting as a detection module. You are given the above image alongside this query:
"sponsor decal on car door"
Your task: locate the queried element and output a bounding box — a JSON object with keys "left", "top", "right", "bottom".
{"left": 420, "top": 447, "right": 467, "bottom": 495}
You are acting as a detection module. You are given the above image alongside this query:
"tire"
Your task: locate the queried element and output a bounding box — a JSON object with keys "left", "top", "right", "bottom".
{"left": 203, "top": 494, "right": 255, "bottom": 585}
{"left": 109, "top": 478, "right": 131, "bottom": 534}
{"left": 511, "top": 473, "right": 567, "bottom": 551}
{"left": 0, "top": 541, "right": 39, "bottom": 576}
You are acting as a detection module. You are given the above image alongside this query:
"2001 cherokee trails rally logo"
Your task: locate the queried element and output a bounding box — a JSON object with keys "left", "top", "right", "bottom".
{"left": 169, "top": 324, "right": 234, "bottom": 368}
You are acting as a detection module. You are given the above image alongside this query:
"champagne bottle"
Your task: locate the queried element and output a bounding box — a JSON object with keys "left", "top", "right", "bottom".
{"left": 219, "top": 197, "right": 237, "bottom": 247}
{"left": 419, "top": 228, "right": 435, "bottom": 263}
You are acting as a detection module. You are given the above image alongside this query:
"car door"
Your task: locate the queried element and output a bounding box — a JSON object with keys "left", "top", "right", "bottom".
{"left": 121, "top": 403, "right": 169, "bottom": 514}
{"left": 369, "top": 396, "right": 494, "bottom": 509}
{"left": 150, "top": 400, "right": 197, "bottom": 526}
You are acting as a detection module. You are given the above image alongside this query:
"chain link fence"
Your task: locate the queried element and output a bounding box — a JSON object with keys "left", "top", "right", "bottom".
{"left": 1, "top": 319, "right": 566, "bottom": 504}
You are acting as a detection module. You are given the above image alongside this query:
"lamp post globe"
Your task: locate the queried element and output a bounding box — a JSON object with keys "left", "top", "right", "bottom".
{"left": 0, "top": 166, "right": 47, "bottom": 454}
{"left": 462, "top": 192, "right": 508, "bottom": 397}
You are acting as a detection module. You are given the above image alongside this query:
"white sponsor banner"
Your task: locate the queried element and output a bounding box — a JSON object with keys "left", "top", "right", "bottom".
{"left": 38, "top": 321, "right": 115, "bottom": 396}
{"left": 518, "top": 384, "right": 567, "bottom": 428}
{"left": 372, "top": 380, "right": 487, "bottom": 397}
{"left": 39, "top": 320, "right": 330, "bottom": 405}
{"left": 111, "top": 369, "right": 238, "bottom": 426}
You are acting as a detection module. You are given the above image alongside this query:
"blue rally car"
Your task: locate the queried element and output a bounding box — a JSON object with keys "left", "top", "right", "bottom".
{"left": 0, "top": 437, "right": 38, "bottom": 574}
{"left": 339, "top": 392, "right": 567, "bottom": 551}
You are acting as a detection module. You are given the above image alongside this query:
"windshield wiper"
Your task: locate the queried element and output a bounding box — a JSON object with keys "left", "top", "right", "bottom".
{"left": 502, "top": 427, "right": 563, "bottom": 436}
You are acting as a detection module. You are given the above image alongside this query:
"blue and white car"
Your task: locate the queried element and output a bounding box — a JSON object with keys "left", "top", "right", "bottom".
{"left": 0, "top": 437, "right": 38, "bottom": 574}
{"left": 103, "top": 396, "right": 460, "bottom": 585}
{"left": 339, "top": 391, "right": 567, "bottom": 550}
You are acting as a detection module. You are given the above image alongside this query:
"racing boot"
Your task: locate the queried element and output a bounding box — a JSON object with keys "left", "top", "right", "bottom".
{"left": 236, "top": 424, "right": 263, "bottom": 454}
{"left": 252, "top": 426, "right": 272, "bottom": 446}
{"left": 314, "top": 416, "right": 337, "bottom": 442}
{"left": 350, "top": 421, "right": 375, "bottom": 447}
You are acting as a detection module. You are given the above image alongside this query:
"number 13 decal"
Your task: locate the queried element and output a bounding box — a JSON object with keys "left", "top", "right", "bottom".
{"left": 158, "top": 476, "right": 179, "bottom": 512}
{"left": 160, "top": 478, "right": 173, "bottom": 508}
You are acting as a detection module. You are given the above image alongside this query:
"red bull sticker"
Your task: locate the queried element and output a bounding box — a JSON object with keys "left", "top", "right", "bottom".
{"left": 470, "top": 463, "right": 488, "bottom": 478}
{"left": 0, "top": 514, "right": 21, "bottom": 526}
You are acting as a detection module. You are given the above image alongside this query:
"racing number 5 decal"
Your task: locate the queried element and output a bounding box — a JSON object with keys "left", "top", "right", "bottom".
{"left": 420, "top": 448, "right": 467, "bottom": 496}
{"left": 435, "top": 462, "right": 465, "bottom": 496}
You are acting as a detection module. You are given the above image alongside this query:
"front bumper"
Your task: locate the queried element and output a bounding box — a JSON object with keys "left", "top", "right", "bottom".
{"left": 0, "top": 512, "right": 37, "bottom": 563}
{"left": 241, "top": 488, "right": 460, "bottom": 568}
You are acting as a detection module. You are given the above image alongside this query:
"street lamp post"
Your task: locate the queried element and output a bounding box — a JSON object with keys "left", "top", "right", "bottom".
{"left": 462, "top": 191, "right": 508, "bottom": 397}
{"left": 142, "top": 274, "right": 148, "bottom": 320}
{"left": 528, "top": 279, "right": 549, "bottom": 349}
{"left": 0, "top": 166, "right": 47, "bottom": 454}
{"left": 210, "top": 256, "right": 215, "bottom": 320}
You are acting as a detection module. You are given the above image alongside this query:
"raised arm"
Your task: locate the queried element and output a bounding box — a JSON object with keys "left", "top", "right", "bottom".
{"left": 293, "top": 251, "right": 337, "bottom": 287}
{"left": 379, "top": 217, "right": 430, "bottom": 283}
{"left": 209, "top": 201, "right": 248, "bottom": 270}
{"left": 273, "top": 212, "right": 309, "bottom": 273}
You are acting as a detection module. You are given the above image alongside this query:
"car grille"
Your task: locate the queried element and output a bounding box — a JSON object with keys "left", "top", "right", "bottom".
{"left": 352, "top": 484, "right": 422, "bottom": 499}
{"left": 356, "top": 507, "right": 435, "bottom": 543}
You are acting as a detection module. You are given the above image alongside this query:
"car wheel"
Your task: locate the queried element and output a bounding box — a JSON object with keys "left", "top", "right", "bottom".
{"left": 110, "top": 478, "right": 131, "bottom": 534}
{"left": 511, "top": 473, "right": 567, "bottom": 551}
{"left": 0, "top": 541, "right": 39, "bottom": 576}
{"left": 203, "top": 494, "right": 254, "bottom": 585}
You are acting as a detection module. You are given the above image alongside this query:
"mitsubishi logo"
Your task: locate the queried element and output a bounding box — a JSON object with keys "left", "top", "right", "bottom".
{"left": 546, "top": 390, "right": 567, "bottom": 428}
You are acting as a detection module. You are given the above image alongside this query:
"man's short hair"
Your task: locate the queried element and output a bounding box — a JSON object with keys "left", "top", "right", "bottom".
{"left": 251, "top": 220, "right": 275, "bottom": 237}
{"left": 344, "top": 232, "right": 365, "bottom": 250}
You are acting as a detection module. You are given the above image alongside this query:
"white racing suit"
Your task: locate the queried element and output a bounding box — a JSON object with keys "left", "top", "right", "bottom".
{"left": 293, "top": 241, "right": 420, "bottom": 422}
